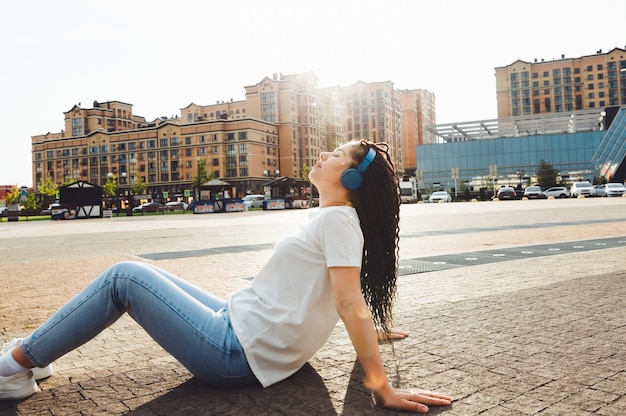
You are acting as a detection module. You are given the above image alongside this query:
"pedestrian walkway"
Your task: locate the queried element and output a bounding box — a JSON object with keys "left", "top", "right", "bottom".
{"left": 1, "top": 201, "right": 625, "bottom": 415}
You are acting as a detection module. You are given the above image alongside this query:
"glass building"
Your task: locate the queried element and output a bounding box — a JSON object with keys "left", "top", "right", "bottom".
{"left": 419, "top": 107, "right": 625, "bottom": 193}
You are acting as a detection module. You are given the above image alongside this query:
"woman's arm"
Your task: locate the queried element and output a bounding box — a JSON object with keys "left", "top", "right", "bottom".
{"left": 329, "top": 266, "right": 451, "bottom": 413}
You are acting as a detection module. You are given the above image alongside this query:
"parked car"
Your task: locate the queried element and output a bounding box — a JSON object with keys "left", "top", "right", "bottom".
{"left": 132, "top": 202, "right": 167, "bottom": 213}
{"left": 242, "top": 194, "right": 265, "bottom": 209}
{"left": 604, "top": 182, "right": 626, "bottom": 197}
{"left": 428, "top": 191, "right": 452, "bottom": 203}
{"left": 523, "top": 186, "right": 544, "bottom": 199}
{"left": 496, "top": 186, "right": 517, "bottom": 200}
{"left": 591, "top": 184, "right": 607, "bottom": 197}
{"left": 543, "top": 186, "right": 570, "bottom": 198}
{"left": 570, "top": 181, "right": 593, "bottom": 198}
{"left": 165, "top": 201, "right": 189, "bottom": 211}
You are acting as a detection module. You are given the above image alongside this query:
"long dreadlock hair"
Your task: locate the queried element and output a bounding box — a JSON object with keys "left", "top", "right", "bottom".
{"left": 348, "top": 141, "right": 401, "bottom": 338}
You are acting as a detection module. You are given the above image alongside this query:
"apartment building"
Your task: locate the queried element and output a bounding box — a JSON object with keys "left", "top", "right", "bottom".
{"left": 495, "top": 47, "right": 626, "bottom": 118}
{"left": 330, "top": 81, "right": 404, "bottom": 173}
{"left": 400, "top": 89, "right": 437, "bottom": 175}
{"left": 32, "top": 105, "right": 279, "bottom": 199}
{"left": 32, "top": 72, "right": 434, "bottom": 198}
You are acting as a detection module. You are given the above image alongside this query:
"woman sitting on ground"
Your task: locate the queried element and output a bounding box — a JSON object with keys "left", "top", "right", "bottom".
{"left": 0, "top": 140, "right": 451, "bottom": 413}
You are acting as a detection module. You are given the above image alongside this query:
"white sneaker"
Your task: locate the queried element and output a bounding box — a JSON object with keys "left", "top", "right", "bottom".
{"left": 0, "top": 371, "right": 39, "bottom": 400}
{"left": 1, "top": 338, "right": 54, "bottom": 380}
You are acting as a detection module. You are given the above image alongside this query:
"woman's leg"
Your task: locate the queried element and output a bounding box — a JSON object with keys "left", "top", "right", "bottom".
{"left": 19, "top": 261, "right": 255, "bottom": 386}
{"left": 138, "top": 263, "right": 226, "bottom": 311}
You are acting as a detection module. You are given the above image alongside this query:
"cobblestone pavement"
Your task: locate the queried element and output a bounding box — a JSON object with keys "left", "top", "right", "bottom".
{"left": 1, "top": 198, "right": 625, "bottom": 415}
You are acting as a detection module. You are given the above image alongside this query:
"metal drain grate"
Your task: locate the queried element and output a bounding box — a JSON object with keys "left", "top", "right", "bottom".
{"left": 139, "top": 243, "right": 275, "bottom": 260}
{"left": 398, "top": 236, "right": 626, "bottom": 276}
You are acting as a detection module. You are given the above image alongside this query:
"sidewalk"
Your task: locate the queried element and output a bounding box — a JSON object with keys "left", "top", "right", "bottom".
{"left": 1, "top": 201, "right": 625, "bottom": 415}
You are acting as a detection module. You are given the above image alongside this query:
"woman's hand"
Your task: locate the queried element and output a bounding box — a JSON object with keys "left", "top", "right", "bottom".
{"left": 374, "top": 384, "right": 452, "bottom": 413}
{"left": 377, "top": 327, "right": 409, "bottom": 341}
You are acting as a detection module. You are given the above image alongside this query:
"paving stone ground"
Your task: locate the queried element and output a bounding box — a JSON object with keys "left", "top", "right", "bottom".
{"left": 1, "top": 198, "right": 625, "bottom": 415}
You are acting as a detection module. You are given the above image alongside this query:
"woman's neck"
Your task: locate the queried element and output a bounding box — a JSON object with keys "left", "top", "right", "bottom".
{"left": 317, "top": 186, "right": 352, "bottom": 208}
{"left": 319, "top": 200, "right": 353, "bottom": 208}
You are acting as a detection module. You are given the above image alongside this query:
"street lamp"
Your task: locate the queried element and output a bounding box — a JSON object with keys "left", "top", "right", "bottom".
{"left": 120, "top": 172, "right": 128, "bottom": 215}
{"left": 128, "top": 158, "right": 137, "bottom": 216}
{"left": 516, "top": 169, "right": 525, "bottom": 189}
{"left": 107, "top": 172, "right": 119, "bottom": 216}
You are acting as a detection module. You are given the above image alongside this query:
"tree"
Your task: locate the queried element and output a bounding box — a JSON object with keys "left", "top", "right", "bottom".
{"left": 301, "top": 164, "right": 314, "bottom": 204}
{"left": 24, "top": 190, "right": 40, "bottom": 210}
{"left": 103, "top": 175, "right": 118, "bottom": 198}
{"left": 5, "top": 186, "right": 19, "bottom": 205}
{"left": 192, "top": 159, "right": 214, "bottom": 200}
{"left": 39, "top": 177, "right": 59, "bottom": 204}
{"left": 63, "top": 177, "right": 78, "bottom": 186}
{"left": 132, "top": 174, "right": 147, "bottom": 195}
{"left": 536, "top": 160, "right": 559, "bottom": 189}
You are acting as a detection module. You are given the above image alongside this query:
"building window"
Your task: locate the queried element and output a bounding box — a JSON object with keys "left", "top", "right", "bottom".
{"left": 160, "top": 138, "right": 168, "bottom": 147}
{"left": 239, "top": 167, "right": 248, "bottom": 177}
{"left": 213, "top": 146, "right": 219, "bottom": 153}
{"left": 212, "top": 158, "right": 219, "bottom": 166}
{"left": 238, "top": 143, "right": 248, "bottom": 154}
{"left": 238, "top": 131, "right": 247, "bottom": 141}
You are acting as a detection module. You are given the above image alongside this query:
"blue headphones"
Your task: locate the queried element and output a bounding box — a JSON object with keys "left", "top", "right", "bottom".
{"left": 341, "top": 147, "right": 376, "bottom": 190}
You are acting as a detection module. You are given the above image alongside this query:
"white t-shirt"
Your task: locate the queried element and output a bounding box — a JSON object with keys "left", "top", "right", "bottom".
{"left": 228, "top": 206, "right": 363, "bottom": 387}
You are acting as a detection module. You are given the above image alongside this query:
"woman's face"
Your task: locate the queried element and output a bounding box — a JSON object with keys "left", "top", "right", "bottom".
{"left": 309, "top": 142, "right": 358, "bottom": 189}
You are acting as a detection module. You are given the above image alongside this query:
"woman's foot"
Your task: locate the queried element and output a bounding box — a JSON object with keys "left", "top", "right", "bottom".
{"left": 1, "top": 338, "right": 54, "bottom": 380}
{"left": 0, "top": 371, "right": 39, "bottom": 400}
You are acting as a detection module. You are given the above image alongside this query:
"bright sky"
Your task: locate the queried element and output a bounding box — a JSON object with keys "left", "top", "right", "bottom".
{"left": 1, "top": 0, "right": 624, "bottom": 187}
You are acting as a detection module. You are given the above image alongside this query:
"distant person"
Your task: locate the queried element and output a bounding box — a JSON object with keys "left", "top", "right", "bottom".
{"left": 0, "top": 141, "right": 451, "bottom": 413}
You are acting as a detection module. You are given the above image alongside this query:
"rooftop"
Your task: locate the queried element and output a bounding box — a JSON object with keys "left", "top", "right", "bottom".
{"left": 426, "top": 108, "right": 606, "bottom": 143}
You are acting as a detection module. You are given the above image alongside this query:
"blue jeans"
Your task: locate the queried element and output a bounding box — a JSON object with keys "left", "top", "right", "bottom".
{"left": 19, "top": 261, "right": 257, "bottom": 387}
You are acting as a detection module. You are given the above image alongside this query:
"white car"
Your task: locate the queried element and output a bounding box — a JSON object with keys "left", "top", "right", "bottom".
{"left": 604, "top": 183, "right": 626, "bottom": 197}
{"left": 428, "top": 191, "right": 452, "bottom": 203}
{"left": 523, "top": 186, "right": 544, "bottom": 199}
{"left": 165, "top": 201, "right": 189, "bottom": 211}
{"left": 570, "top": 181, "right": 593, "bottom": 198}
{"left": 592, "top": 185, "right": 606, "bottom": 197}
{"left": 242, "top": 194, "right": 265, "bottom": 209}
{"left": 543, "top": 187, "right": 570, "bottom": 198}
